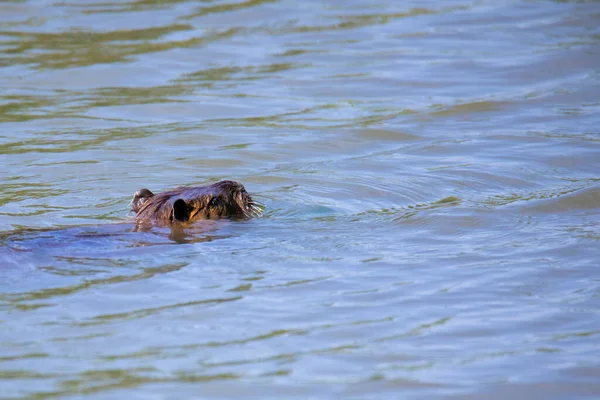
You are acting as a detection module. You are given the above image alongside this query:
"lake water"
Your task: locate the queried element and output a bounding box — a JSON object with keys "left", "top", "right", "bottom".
{"left": 1, "top": 0, "right": 599, "bottom": 398}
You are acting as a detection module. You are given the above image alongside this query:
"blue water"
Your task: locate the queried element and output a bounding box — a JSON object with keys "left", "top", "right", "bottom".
{"left": 1, "top": 0, "right": 599, "bottom": 398}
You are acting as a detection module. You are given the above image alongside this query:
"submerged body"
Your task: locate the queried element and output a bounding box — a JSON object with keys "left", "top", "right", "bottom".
{"left": 1, "top": 181, "right": 257, "bottom": 253}
{"left": 132, "top": 180, "right": 258, "bottom": 225}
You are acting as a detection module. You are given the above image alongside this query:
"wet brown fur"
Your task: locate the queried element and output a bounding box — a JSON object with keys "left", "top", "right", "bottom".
{"left": 133, "top": 180, "right": 256, "bottom": 224}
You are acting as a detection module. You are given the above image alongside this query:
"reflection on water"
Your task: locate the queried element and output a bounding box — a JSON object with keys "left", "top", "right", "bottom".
{"left": 1, "top": 0, "right": 600, "bottom": 398}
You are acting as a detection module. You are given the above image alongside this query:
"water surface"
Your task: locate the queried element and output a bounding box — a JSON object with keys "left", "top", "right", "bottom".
{"left": 1, "top": 0, "right": 600, "bottom": 398}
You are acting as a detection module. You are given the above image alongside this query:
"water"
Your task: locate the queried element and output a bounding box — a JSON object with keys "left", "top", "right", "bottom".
{"left": 1, "top": 0, "right": 599, "bottom": 398}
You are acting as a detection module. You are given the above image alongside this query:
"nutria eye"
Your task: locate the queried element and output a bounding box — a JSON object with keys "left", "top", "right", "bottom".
{"left": 210, "top": 197, "right": 222, "bottom": 207}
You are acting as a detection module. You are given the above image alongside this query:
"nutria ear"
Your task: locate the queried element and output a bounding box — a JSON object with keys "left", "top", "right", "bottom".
{"left": 136, "top": 188, "right": 154, "bottom": 198}
{"left": 131, "top": 188, "right": 154, "bottom": 213}
{"left": 172, "top": 198, "right": 189, "bottom": 222}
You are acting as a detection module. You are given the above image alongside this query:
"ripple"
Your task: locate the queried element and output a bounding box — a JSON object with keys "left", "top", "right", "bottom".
{"left": 76, "top": 296, "right": 243, "bottom": 327}
{"left": 520, "top": 185, "right": 600, "bottom": 214}
{"left": 1, "top": 262, "right": 188, "bottom": 305}
{"left": 1, "top": 24, "right": 242, "bottom": 69}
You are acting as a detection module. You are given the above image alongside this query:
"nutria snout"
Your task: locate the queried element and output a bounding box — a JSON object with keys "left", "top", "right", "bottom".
{"left": 132, "top": 180, "right": 259, "bottom": 224}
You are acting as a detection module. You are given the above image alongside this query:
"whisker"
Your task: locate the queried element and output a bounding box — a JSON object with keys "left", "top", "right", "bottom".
{"left": 245, "top": 203, "right": 264, "bottom": 218}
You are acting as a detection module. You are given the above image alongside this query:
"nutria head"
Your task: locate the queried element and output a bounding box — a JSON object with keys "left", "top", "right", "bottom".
{"left": 133, "top": 180, "right": 258, "bottom": 224}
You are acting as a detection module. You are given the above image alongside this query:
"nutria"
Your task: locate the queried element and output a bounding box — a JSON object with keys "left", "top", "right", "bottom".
{"left": 132, "top": 180, "right": 259, "bottom": 224}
